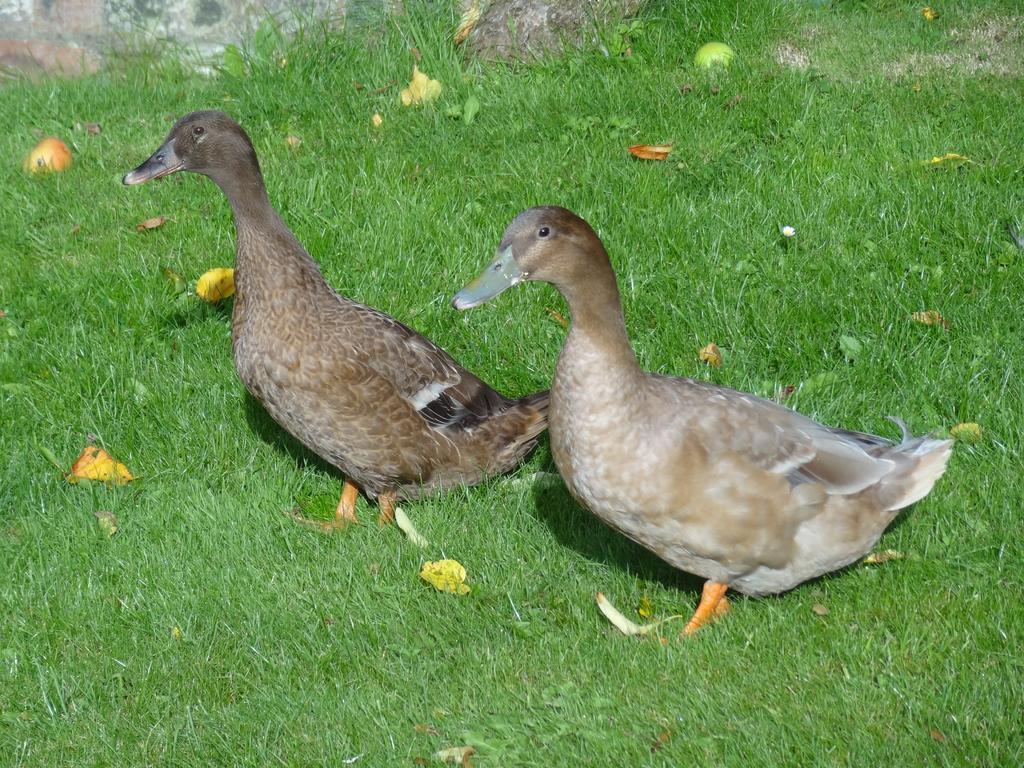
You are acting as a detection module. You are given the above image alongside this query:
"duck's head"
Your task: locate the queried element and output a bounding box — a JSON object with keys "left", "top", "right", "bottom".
{"left": 123, "top": 110, "right": 258, "bottom": 186}
{"left": 452, "top": 206, "right": 608, "bottom": 310}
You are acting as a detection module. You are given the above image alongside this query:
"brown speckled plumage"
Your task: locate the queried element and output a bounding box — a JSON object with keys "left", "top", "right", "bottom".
{"left": 456, "top": 206, "right": 952, "bottom": 628}
{"left": 125, "top": 111, "right": 547, "bottom": 508}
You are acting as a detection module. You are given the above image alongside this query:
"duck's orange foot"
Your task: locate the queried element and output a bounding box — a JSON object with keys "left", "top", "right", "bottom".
{"left": 286, "top": 480, "right": 360, "bottom": 533}
{"left": 681, "top": 581, "right": 730, "bottom": 636}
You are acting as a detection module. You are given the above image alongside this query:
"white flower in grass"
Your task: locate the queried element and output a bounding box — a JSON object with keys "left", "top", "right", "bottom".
{"left": 781, "top": 225, "right": 796, "bottom": 238}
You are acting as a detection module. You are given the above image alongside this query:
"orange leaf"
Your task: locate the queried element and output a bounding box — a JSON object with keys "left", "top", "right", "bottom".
{"left": 135, "top": 216, "right": 167, "bottom": 232}
{"left": 67, "top": 445, "right": 134, "bottom": 485}
{"left": 628, "top": 144, "right": 673, "bottom": 161}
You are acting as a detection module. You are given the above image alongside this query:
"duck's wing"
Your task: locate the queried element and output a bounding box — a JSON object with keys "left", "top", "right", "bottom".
{"left": 333, "top": 299, "right": 514, "bottom": 432}
{"left": 659, "top": 377, "right": 897, "bottom": 495}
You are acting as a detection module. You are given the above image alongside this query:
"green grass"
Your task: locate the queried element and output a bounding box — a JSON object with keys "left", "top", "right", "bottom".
{"left": 2, "top": 1, "right": 1022, "bottom": 764}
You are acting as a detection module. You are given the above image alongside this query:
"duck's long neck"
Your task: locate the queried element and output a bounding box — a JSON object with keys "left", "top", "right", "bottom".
{"left": 556, "top": 258, "right": 643, "bottom": 383}
{"left": 205, "top": 161, "right": 322, "bottom": 289}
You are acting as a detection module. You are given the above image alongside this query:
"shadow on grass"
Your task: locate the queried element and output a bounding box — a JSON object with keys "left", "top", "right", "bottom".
{"left": 242, "top": 391, "right": 341, "bottom": 480}
{"left": 529, "top": 469, "right": 705, "bottom": 597}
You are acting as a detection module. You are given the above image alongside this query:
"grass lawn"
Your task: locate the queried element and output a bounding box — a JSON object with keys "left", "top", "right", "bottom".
{"left": 2, "top": 1, "right": 1022, "bottom": 764}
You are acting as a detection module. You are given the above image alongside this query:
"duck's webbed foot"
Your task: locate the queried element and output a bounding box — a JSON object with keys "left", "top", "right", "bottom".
{"left": 286, "top": 479, "right": 360, "bottom": 533}
{"left": 681, "top": 581, "right": 731, "bottom": 636}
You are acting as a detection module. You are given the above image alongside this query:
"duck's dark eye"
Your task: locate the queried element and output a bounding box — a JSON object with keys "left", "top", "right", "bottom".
{"left": 193, "top": 126, "right": 205, "bottom": 137}
{"left": 538, "top": 226, "right": 550, "bottom": 238}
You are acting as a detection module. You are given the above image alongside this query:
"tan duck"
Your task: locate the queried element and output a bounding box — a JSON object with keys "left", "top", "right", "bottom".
{"left": 123, "top": 111, "right": 548, "bottom": 529}
{"left": 453, "top": 206, "right": 952, "bottom": 634}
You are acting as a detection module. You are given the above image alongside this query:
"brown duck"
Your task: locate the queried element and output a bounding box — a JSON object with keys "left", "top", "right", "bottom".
{"left": 454, "top": 206, "right": 952, "bottom": 634}
{"left": 124, "top": 111, "right": 548, "bottom": 529}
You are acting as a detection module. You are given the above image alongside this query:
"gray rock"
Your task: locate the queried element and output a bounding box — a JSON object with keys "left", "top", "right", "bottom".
{"left": 463, "top": 0, "right": 647, "bottom": 60}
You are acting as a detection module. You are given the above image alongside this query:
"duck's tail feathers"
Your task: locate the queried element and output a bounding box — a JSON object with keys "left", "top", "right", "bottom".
{"left": 880, "top": 431, "right": 954, "bottom": 511}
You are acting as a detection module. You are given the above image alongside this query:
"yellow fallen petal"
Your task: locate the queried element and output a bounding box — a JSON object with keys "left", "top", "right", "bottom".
{"left": 196, "top": 267, "right": 235, "bottom": 302}
{"left": 67, "top": 446, "right": 134, "bottom": 485}
{"left": 419, "top": 559, "right": 470, "bottom": 594}
{"left": 922, "top": 6, "right": 939, "bottom": 21}
{"left": 950, "top": 422, "right": 982, "bottom": 443}
{"left": 595, "top": 592, "right": 683, "bottom": 636}
{"left": 170, "top": 626, "right": 183, "bottom": 640}
{"left": 698, "top": 342, "right": 723, "bottom": 367}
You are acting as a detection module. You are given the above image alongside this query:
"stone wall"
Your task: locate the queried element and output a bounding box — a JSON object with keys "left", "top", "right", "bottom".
{"left": 0, "top": 0, "right": 643, "bottom": 76}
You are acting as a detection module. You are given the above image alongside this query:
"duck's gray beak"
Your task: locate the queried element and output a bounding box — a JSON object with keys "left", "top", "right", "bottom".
{"left": 452, "top": 246, "right": 524, "bottom": 310}
{"left": 122, "top": 139, "right": 183, "bottom": 185}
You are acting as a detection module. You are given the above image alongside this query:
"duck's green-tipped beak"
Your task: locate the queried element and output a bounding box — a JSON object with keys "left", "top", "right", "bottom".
{"left": 451, "top": 246, "right": 524, "bottom": 310}
{"left": 122, "top": 139, "right": 182, "bottom": 185}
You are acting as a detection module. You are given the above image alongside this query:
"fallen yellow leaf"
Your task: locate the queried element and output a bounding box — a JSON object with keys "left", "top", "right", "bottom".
{"left": 911, "top": 309, "right": 949, "bottom": 328}
{"left": 923, "top": 152, "right": 972, "bottom": 168}
{"left": 454, "top": 1, "right": 480, "bottom": 46}
{"left": 24, "top": 137, "right": 72, "bottom": 173}
{"left": 170, "top": 626, "right": 183, "bottom": 640}
{"left": 419, "top": 559, "right": 470, "bottom": 594}
{"left": 638, "top": 594, "right": 654, "bottom": 619}
{"left": 435, "top": 746, "right": 475, "bottom": 766}
{"left": 67, "top": 445, "right": 134, "bottom": 485}
{"left": 285, "top": 135, "right": 302, "bottom": 148}
{"left": 950, "top": 422, "right": 982, "bottom": 443}
{"left": 400, "top": 65, "right": 442, "bottom": 107}
{"left": 628, "top": 143, "right": 673, "bottom": 161}
{"left": 196, "top": 267, "right": 235, "bottom": 302}
{"left": 135, "top": 216, "right": 167, "bottom": 232}
{"left": 595, "top": 592, "right": 683, "bottom": 636}
{"left": 863, "top": 549, "right": 905, "bottom": 565}
{"left": 698, "top": 342, "right": 723, "bottom": 367}
{"left": 94, "top": 510, "right": 119, "bottom": 537}
{"left": 371, "top": 113, "right": 383, "bottom": 128}
{"left": 922, "top": 6, "right": 940, "bottom": 21}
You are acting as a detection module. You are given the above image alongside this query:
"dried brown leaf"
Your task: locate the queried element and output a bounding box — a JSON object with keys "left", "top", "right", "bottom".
{"left": 911, "top": 309, "right": 949, "bottom": 329}
{"left": 135, "top": 216, "right": 168, "bottom": 232}
{"left": 545, "top": 307, "right": 569, "bottom": 328}
{"left": 811, "top": 603, "right": 829, "bottom": 616}
{"left": 650, "top": 730, "right": 672, "bottom": 753}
